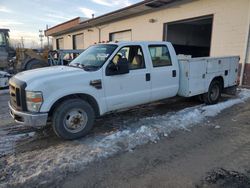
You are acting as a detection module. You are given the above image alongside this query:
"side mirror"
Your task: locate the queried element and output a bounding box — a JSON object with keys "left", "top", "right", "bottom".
{"left": 117, "top": 58, "right": 129, "bottom": 74}
{"left": 108, "top": 62, "right": 118, "bottom": 72}
{"left": 106, "top": 58, "right": 129, "bottom": 76}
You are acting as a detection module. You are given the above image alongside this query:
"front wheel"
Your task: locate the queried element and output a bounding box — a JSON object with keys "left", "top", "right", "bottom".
{"left": 203, "top": 80, "right": 222, "bottom": 105}
{"left": 52, "top": 99, "right": 95, "bottom": 140}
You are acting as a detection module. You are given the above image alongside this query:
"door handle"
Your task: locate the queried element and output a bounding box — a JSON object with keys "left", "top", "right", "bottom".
{"left": 146, "top": 73, "right": 150, "bottom": 81}
{"left": 172, "top": 70, "right": 176, "bottom": 77}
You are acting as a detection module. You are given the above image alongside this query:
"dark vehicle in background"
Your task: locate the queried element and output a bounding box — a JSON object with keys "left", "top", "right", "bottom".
{"left": 0, "top": 29, "right": 83, "bottom": 88}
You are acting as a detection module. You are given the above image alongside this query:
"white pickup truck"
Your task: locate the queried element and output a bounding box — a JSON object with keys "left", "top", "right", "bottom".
{"left": 8, "top": 41, "right": 239, "bottom": 140}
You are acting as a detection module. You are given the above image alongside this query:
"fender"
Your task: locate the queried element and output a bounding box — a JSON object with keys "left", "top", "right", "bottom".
{"left": 40, "top": 87, "right": 107, "bottom": 115}
{"left": 205, "top": 74, "right": 225, "bottom": 92}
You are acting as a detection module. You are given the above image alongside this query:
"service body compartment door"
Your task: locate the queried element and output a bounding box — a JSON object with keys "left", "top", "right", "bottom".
{"left": 206, "top": 58, "right": 230, "bottom": 74}
{"left": 178, "top": 56, "right": 240, "bottom": 97}
{"left": 188, "top": 61, "right": 206, "bottom": 96}
{"left": 178, "top": 59, "right": 206, "bottom": 97}
{"left": 228, "top": 56, "right": 240, "bottom": 86}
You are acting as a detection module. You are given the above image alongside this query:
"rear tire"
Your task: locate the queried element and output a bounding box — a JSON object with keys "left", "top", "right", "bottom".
{"left": 203, "top": 80, "right": 222, "bottom": 105}
{"left": 52, "top": 99, "right": 95, "bottom": 140}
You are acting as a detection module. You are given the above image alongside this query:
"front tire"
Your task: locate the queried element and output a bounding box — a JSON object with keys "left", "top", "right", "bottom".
{"left": 203, "top": 80, "right": 222, "bottom": 105}
{"left": 52, "top": 99, "right": 95, "bottom": 140}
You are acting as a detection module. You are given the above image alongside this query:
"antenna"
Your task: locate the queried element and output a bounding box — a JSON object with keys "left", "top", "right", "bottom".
{"left": 20, "top": 36, "right": 24, "bottom": 48}
{"left": 46, "top": 25, "right": 50, "bottom": 47}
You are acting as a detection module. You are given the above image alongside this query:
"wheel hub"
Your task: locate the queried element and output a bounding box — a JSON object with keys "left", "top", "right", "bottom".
{"left": 64, "top": 109, "right": 88, "bottom": 133}
{"left": 210, "top": 85, "right": 219, "bottom": 100}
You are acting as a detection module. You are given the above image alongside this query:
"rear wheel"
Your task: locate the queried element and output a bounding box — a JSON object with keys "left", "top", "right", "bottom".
{"left": 203, "top": 80, "right": 222, "bottom": 105}
{"left": 52, "top": 99, "right": 95, "bottom": 140}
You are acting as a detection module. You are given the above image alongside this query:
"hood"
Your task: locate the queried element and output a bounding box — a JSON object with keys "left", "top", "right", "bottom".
{"left": 14, "top": 66, "right": 83, "bottom": 85}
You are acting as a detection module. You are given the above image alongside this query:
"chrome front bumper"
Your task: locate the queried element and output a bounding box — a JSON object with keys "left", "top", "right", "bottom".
{"left": 9, "top": 102, "right": 48, "bottom": 128}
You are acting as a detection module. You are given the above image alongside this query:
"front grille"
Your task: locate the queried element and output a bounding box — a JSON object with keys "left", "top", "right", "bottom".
{"left": 9, "top": 78, "right": 27, "bottom": 111}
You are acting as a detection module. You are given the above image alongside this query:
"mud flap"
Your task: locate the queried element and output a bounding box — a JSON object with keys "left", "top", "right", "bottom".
{"left": 223, "top": 86, "right": 237, "bottom": 95}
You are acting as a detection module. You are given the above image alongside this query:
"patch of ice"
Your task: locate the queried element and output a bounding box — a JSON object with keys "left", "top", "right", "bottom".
{"left": 1, "top": 89, "right": 250, "bottom": 187}
{"left": 0, "top": 132, "right": 35, "bottom": 157}
{"left": 215, "top": 125, "right": 221, "bottom": 129}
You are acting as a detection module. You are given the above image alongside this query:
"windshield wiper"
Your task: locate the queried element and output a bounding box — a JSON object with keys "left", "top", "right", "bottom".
{"left": 69, "top": 63, "right": 90, "bottom": 70}
{"left": 69, "top": 64, "right": 99, "bottom": 71}
{"left": 83, "top": 65, "right": 100, "bottom": 71}
{"left": 68, "top": 63, "right": 83, "bottom": 69}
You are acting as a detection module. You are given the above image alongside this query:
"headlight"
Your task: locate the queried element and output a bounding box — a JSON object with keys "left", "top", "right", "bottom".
{"left": 26, "top": 91, "right": 43, "bottom": 112}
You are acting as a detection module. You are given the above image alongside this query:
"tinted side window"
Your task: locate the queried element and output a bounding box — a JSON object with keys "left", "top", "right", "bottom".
{"left": 149, "top": 45, "right": 172, "bottom": 67}
{"left": 112, "top": 45, "right": 145, "bottom": 70}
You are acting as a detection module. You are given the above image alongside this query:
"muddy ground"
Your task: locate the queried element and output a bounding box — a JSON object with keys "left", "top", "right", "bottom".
{"left": 0, "top": 91, "right": 201, "bottom": 157}
{"left": 62, "top": 97, "right": 250, "bottom": 188}
{"left": 1, "top": 89, "right": 250, "bottom": 187}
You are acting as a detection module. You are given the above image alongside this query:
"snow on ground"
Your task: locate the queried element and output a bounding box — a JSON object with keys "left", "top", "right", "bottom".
{"left": 0, "top": 131, "right": 35, "bottom": 157}
{"left": 1, "top": 89, "right": 250, "bottom": 187}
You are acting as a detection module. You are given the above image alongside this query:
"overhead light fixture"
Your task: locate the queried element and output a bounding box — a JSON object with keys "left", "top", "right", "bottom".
{"left": 149, "top": 18, "right": 157, "bottom": 23}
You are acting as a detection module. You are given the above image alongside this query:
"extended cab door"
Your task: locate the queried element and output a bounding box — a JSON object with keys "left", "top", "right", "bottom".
{"left": 147, "top": 43, "right": 179, "bottom": 101}
{"left": 103, "top": 45, "right": 151, "bottom": 112}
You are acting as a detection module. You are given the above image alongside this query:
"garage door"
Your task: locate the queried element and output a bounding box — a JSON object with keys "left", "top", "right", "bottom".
{"left": 164, "top": 16, "right": 213, "bottom": 57}
{"left": 56, "top": 38, "right": 64, "bottom": 49}
{"left": 110, "top": 30, "right": 132, "bottom": 42}
{"left": 73, "top": 33, "right": 84, "bottom": 49}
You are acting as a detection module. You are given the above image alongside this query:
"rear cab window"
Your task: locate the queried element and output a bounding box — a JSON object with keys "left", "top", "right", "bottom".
{"left": 148, "top": 45, "right": 172, "bottom": 67}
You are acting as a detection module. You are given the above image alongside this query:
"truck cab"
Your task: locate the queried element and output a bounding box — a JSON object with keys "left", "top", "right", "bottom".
{"left": 8, "top": 41, "right": 238, "bottom": 140}
{"left": 0, "top": 29, "right": 15, "bottom": 70}
{"left": 103, "top": 42, "right": 179, "bottom": 111}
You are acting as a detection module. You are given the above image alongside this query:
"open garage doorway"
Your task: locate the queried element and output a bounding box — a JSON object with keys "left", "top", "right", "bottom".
{"left": 164, "top": 15, "right": 213, "bottom": 58}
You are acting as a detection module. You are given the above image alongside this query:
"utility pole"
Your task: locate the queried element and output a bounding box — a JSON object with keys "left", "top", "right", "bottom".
{"left": 39, "top": 29, "right": 44, "bottom": 49}
{"left": 46, "top": 25, "right": 49, "bottom": 47}
{"left": 20, "top": 37, "right": 24, "bottom": 48}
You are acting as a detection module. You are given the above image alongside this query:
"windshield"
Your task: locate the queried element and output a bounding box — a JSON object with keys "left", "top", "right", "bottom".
{"left": 69, "top": 44, "right": 118, "bottom": 71}
{"left": 0, "top": 32, "right": 6, "bottom": 46}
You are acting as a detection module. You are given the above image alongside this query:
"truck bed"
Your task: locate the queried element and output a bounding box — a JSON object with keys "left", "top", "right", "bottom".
{"left": 178, "top": 56, "right": 239, "bottom": 97}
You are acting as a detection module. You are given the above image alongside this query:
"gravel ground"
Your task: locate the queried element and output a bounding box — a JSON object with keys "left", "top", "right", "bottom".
{"left": 62, "top": 96, "right": 250, "bottom": 188}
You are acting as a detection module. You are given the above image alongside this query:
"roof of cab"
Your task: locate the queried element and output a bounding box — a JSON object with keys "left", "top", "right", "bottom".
{"left": 98, "top": 41, "right": 170, "bottom": 46}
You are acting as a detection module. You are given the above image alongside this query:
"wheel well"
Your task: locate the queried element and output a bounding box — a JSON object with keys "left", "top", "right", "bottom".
{"left": 48, "top": 94, "right": 100, "bottom": 118}
{"left": 212, "top": 76, "right": 224, "bottom": 89}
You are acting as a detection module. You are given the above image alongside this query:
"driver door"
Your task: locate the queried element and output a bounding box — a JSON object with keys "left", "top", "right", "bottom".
{"left": 103, "top": 45, "right": 151, "bottom": 112}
